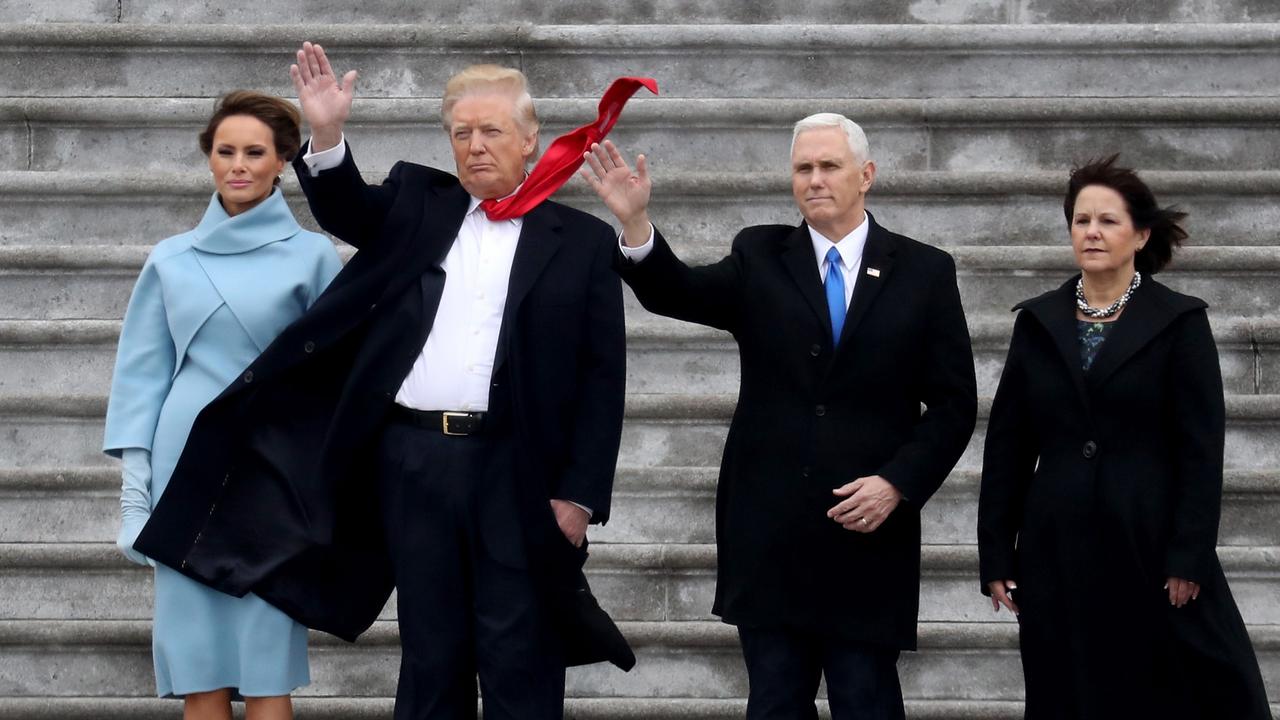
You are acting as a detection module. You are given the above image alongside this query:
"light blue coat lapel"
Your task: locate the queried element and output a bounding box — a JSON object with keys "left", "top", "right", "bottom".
{"left": 189, "top": 189, "right": 306, "bottom": 353}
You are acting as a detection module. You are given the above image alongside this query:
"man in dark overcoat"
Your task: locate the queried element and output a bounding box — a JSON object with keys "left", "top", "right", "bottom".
{"left": 136, "top": 43, "right": 633, "bottom": 719}
{"left": 580, "top": 115, "right": 978, "bottom": 717}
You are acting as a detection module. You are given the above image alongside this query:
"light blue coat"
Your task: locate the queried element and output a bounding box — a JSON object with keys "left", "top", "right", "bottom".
{"left": 103, "top": 187, "right": 341, "bottom": 698}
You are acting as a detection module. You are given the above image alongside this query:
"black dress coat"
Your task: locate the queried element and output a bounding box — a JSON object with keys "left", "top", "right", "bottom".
{"left": 135, "top": 144, "right": 634, "bottom": 669}
{"left": 978, "top": 277, "right": 1270, "bottom": 718}
{"left": 618, "top": 215, "right": 977, "bottom": 650}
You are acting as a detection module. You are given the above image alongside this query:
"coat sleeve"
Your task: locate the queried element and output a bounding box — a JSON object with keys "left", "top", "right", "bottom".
{"left": 977, "top": 310, "right": 1039, "bottom": 593}
{"left": 103, "top": 256, "right": 177, "bottom": 457}
{"left": 306, "top": 237, "right": 344, "bottom": 307}
{"left": 1163, "top": 308, "right": 1226, "bottom": 583}
{"left": 875, "top": 251, "right": 978, "bottom": 507}
{"left": 292, "top": 140, "right": 400, "bottom": 251}
{"left": 615, "top": 226, "right": 745, "bottom": 334}
{"left": 553, "top": 228, "right": 627, "bottom": 523}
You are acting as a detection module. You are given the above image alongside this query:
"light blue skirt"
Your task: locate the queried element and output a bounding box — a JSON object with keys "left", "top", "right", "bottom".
{"left": 152, "top": 564, "right": 310, "bottom": 698}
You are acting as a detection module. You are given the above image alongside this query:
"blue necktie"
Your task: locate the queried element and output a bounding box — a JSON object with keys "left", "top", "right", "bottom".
{"left": 824, "top": 247, "right": 846, "bottom": 344}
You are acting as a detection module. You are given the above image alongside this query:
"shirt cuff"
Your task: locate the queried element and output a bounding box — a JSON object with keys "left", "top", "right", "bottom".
{"left": 618, "top": 224, "right": 656, "bottom": 263}
{"left": 569, "top": 501, "right": 593, "bottom": 519}
{"left": 302, "top": 133, "right": 347, "bottom": 177}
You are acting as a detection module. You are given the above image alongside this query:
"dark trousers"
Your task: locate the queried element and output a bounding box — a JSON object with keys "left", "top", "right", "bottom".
{"left": 737, "top": 626, "right": 905, "bottom": 720}
{"left": 377, "top": 421, "right": 565, "bottom": 720}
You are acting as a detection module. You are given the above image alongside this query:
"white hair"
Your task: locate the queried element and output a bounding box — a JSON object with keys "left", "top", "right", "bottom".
{"left": 790, "top": 113, "right": 870, "bottom": 163}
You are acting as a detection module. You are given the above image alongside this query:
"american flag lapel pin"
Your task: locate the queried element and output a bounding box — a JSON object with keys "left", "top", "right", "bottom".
{"left": 866, "top": 267, "right": 881, "bottom": 278}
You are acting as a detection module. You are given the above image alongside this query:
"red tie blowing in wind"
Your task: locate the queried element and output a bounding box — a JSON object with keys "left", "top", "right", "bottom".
{"left": 480, "top": 77, "right": 659, "bottom": 221}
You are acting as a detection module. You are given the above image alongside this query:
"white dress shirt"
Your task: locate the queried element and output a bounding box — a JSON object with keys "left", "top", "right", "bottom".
{"left": 304, "top": 138, "right": 595, "bottom": 517}
{"left": 618, "top": 212, "right": 869, "bottom": 311}
{"left": 303, "top": 136, "right": 520, "bottom": 411}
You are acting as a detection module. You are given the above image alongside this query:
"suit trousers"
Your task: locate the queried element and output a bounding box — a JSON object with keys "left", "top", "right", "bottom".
{"left": 737, "top": 625, "right": 905, "bottom": 720}
{"left": 376, "top": 420, "right": 565, "bottom": 720}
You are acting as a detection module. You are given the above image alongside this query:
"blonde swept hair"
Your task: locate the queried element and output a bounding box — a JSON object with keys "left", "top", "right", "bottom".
{"left": 441, "top": 64, "right": 540, "bottom": 155}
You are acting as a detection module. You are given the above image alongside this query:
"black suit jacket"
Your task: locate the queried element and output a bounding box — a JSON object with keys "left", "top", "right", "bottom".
{"left": 618, "top": 215, "right": 977, "bottom": 650}
{"left": 136, "top": 144, "right": 633, "bottom": 669}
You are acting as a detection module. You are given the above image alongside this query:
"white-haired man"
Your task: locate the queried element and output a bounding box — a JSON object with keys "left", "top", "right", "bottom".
{"left": 582, "top": 115, "right": 977, "bottom": 718}
{"left": 136, "top": 43, "right": 633, "bottom": 720}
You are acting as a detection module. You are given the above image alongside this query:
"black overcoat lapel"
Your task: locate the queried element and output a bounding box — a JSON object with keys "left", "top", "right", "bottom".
{"left": 1084, "top": 283, "right": 1180, "bottom": 390}
{"left": 493, "top": 202, "right": 564, "bottom": 371}
{"left": 1018, "top": 280, "right": 1090, "bottom": 411}
{"left": 780, "top": 223, "right": 831, "bottom": 339}
{"left": 837, "top": 219, "right": 895, "bottom": 351}
{"left": 413, "top": 183, "right": 471, "bottom": 336}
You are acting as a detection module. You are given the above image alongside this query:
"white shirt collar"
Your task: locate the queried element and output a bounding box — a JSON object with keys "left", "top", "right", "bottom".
{"left": 808, "top": 211, "right": 870, "bottom": 271}
{"left": 465, "top": 178, "right": 527, "bottom": 223}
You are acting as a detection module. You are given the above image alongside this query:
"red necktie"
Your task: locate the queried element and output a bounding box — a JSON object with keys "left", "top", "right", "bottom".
{"left": 480, "top": 76, "right": 659, "bottom": 221}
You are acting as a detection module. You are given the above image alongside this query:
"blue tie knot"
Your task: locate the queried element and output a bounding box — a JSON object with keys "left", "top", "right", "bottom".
{"left": 824, "top": 247, "right": 847, "bottom": 344}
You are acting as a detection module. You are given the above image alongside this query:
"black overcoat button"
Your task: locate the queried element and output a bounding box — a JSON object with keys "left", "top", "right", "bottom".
{"left": 243, "top": 370, "right": 254, "bottom": 383}
{"left": 1082, "top": 440, "right": 1098, "bottom": 459}
{"left": 815, "top": 405, "right": 826, "bottom": 417}
{"left": 304, "top": 341, "right": 316, "bottom": 353}
{"left": 810, "top": 344, "right": 821, "bottom": 357}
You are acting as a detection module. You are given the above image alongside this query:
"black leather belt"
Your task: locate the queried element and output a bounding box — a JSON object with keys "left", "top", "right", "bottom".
{"left": 390, "top": 405, "right": 487, "bottom": 436}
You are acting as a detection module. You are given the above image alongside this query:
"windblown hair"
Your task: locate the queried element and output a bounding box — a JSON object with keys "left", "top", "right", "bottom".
{"left": 791, "top": 112, "right": 871, "bottom": 163}
{"left": 441, "top": 64, "right": 540, "bottom": 156}
{"left": 198, "top": 91, "right": 302, "bottom": 186}
{"left": 1064, "top": 154, "right": 1188, "bottom": 274}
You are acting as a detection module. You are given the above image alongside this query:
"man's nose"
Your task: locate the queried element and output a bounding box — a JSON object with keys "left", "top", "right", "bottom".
{"left": 468, "top": 135, "right": 486, "bottom": 155}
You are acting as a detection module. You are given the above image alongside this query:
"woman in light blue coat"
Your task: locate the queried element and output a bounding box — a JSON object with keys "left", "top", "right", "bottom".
{"left": 103, "top": 91, "right": 341, "bottom": 720}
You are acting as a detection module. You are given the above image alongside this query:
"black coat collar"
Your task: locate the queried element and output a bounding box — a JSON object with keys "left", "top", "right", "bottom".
{"left": 780, "top": 211, "right": 896, "bottom": 349}
{"left": 1014, "top": 275, "right": 1208, "bottom": 407}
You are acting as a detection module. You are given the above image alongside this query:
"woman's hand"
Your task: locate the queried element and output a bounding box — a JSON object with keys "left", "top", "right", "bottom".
{"left": 988, "top": 579, "right": 1019, "bottom": 615}
{"left": 1166, "top": 577, "right": 1200, "bottom": 608}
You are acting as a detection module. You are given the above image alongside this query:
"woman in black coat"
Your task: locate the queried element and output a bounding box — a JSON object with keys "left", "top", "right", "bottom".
{"left": 978, "top": 156, "right": 1270, "bottom": 719}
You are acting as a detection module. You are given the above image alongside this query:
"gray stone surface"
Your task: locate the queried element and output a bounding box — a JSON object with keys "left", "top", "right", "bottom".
{"left": 6, "top": 543, "right": 1277, "bottom": 626}
{"left": 8, "top": 243, "right": 1280, "bottom": 321}
{"left": 0, "top": 620, "right": 1276, "bottom": 699}
{"left": 3, "top": 315, "right": 1274, "bottom": 398}
{"left": 6, "top": 170, "right": 1280, "bottom": 248}
{"left": 4, "top": 24, "right": 1280, "bottom": 99}
{"left": 7, "top": 0, "right": 1280, "bottom": 25}
{"left": 11, "top": 97, "right": 1280, "bottom": 174}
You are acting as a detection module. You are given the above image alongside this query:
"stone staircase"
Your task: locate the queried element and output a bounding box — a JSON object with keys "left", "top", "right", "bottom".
{"left": 2, "top": 2, "right": 1278, "bottom": 718}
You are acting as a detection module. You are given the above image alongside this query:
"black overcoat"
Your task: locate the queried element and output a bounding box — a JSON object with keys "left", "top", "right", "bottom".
{"left": 978, "top": 277, "right": 1269, "bottom": 718}
{"left": 618, "top": 216, "right": 977, "bottom": 650}
{"left": 136, "top": 144, "right": 634, "bottom": 669}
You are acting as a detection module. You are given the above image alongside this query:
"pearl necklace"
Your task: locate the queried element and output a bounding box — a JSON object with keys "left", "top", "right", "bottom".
{"left": 1076, "top": 271, "right": 1141, "bottom": 319}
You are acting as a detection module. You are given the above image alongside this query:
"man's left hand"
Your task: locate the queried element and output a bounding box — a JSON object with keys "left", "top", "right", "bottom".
{"left": 828, "top": 475, "right": 902, "bottom": 533}
{"left": 550, "top": 499, "right": 589, "bottom": 547}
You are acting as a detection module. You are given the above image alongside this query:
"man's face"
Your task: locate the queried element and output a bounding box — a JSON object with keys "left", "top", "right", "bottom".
{"left": 790, "top": 127, "right": 875, "bottom": 238}
{"left": 448, "top": 92, "right": 537, "bottom": 200}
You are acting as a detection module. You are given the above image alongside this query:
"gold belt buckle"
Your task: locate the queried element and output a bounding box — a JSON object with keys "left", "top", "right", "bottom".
{"left": 441, "top": 411, "right": 468, "bottom": 436}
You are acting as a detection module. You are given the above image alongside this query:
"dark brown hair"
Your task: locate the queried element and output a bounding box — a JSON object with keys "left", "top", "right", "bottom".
{"left": 198, "top": 91, "right": 302, "bottom": 184}
{"left": 1064, "top": 154, "right": 1188, "bottom": 274}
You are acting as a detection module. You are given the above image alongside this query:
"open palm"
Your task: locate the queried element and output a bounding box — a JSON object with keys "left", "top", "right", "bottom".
{"left": 580, "top": 140, "right": 651, "bottom": 225}
{"left": 289, "top": 41, "right": 357, "bottom": 144}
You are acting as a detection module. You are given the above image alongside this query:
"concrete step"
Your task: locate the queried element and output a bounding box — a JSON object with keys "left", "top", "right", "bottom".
{"left": 3, "top": 170, "right": 1278, "bottom": 250}
{"left": 10, "top": 0, "right": 1280, "bottom": 25}
{"left": 4, "top": 24, "right": 1280, "bottom": 99}
{"left": 2, "top": 313, "right": 1276, "bottom": 401}
{"left": 5, "top": 243, "right": 1280, "bottom": 321}
{"left": 0, "top": 620, "right": 1276, "bottom": 700}
{"left": 4, "top": 541, "right": 1277, "bottom": 628}
{"left": 6, "top": 449, "right": 1279, "bottom": 547}
{"left": 5, "top": 392, "right": 1280, "bottom": 472}
{"left": 20, "top": 697, "right": 1245, "bottom": 720}
{"left": 10, "top": 97, "right": 1280, "bottom": 174}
